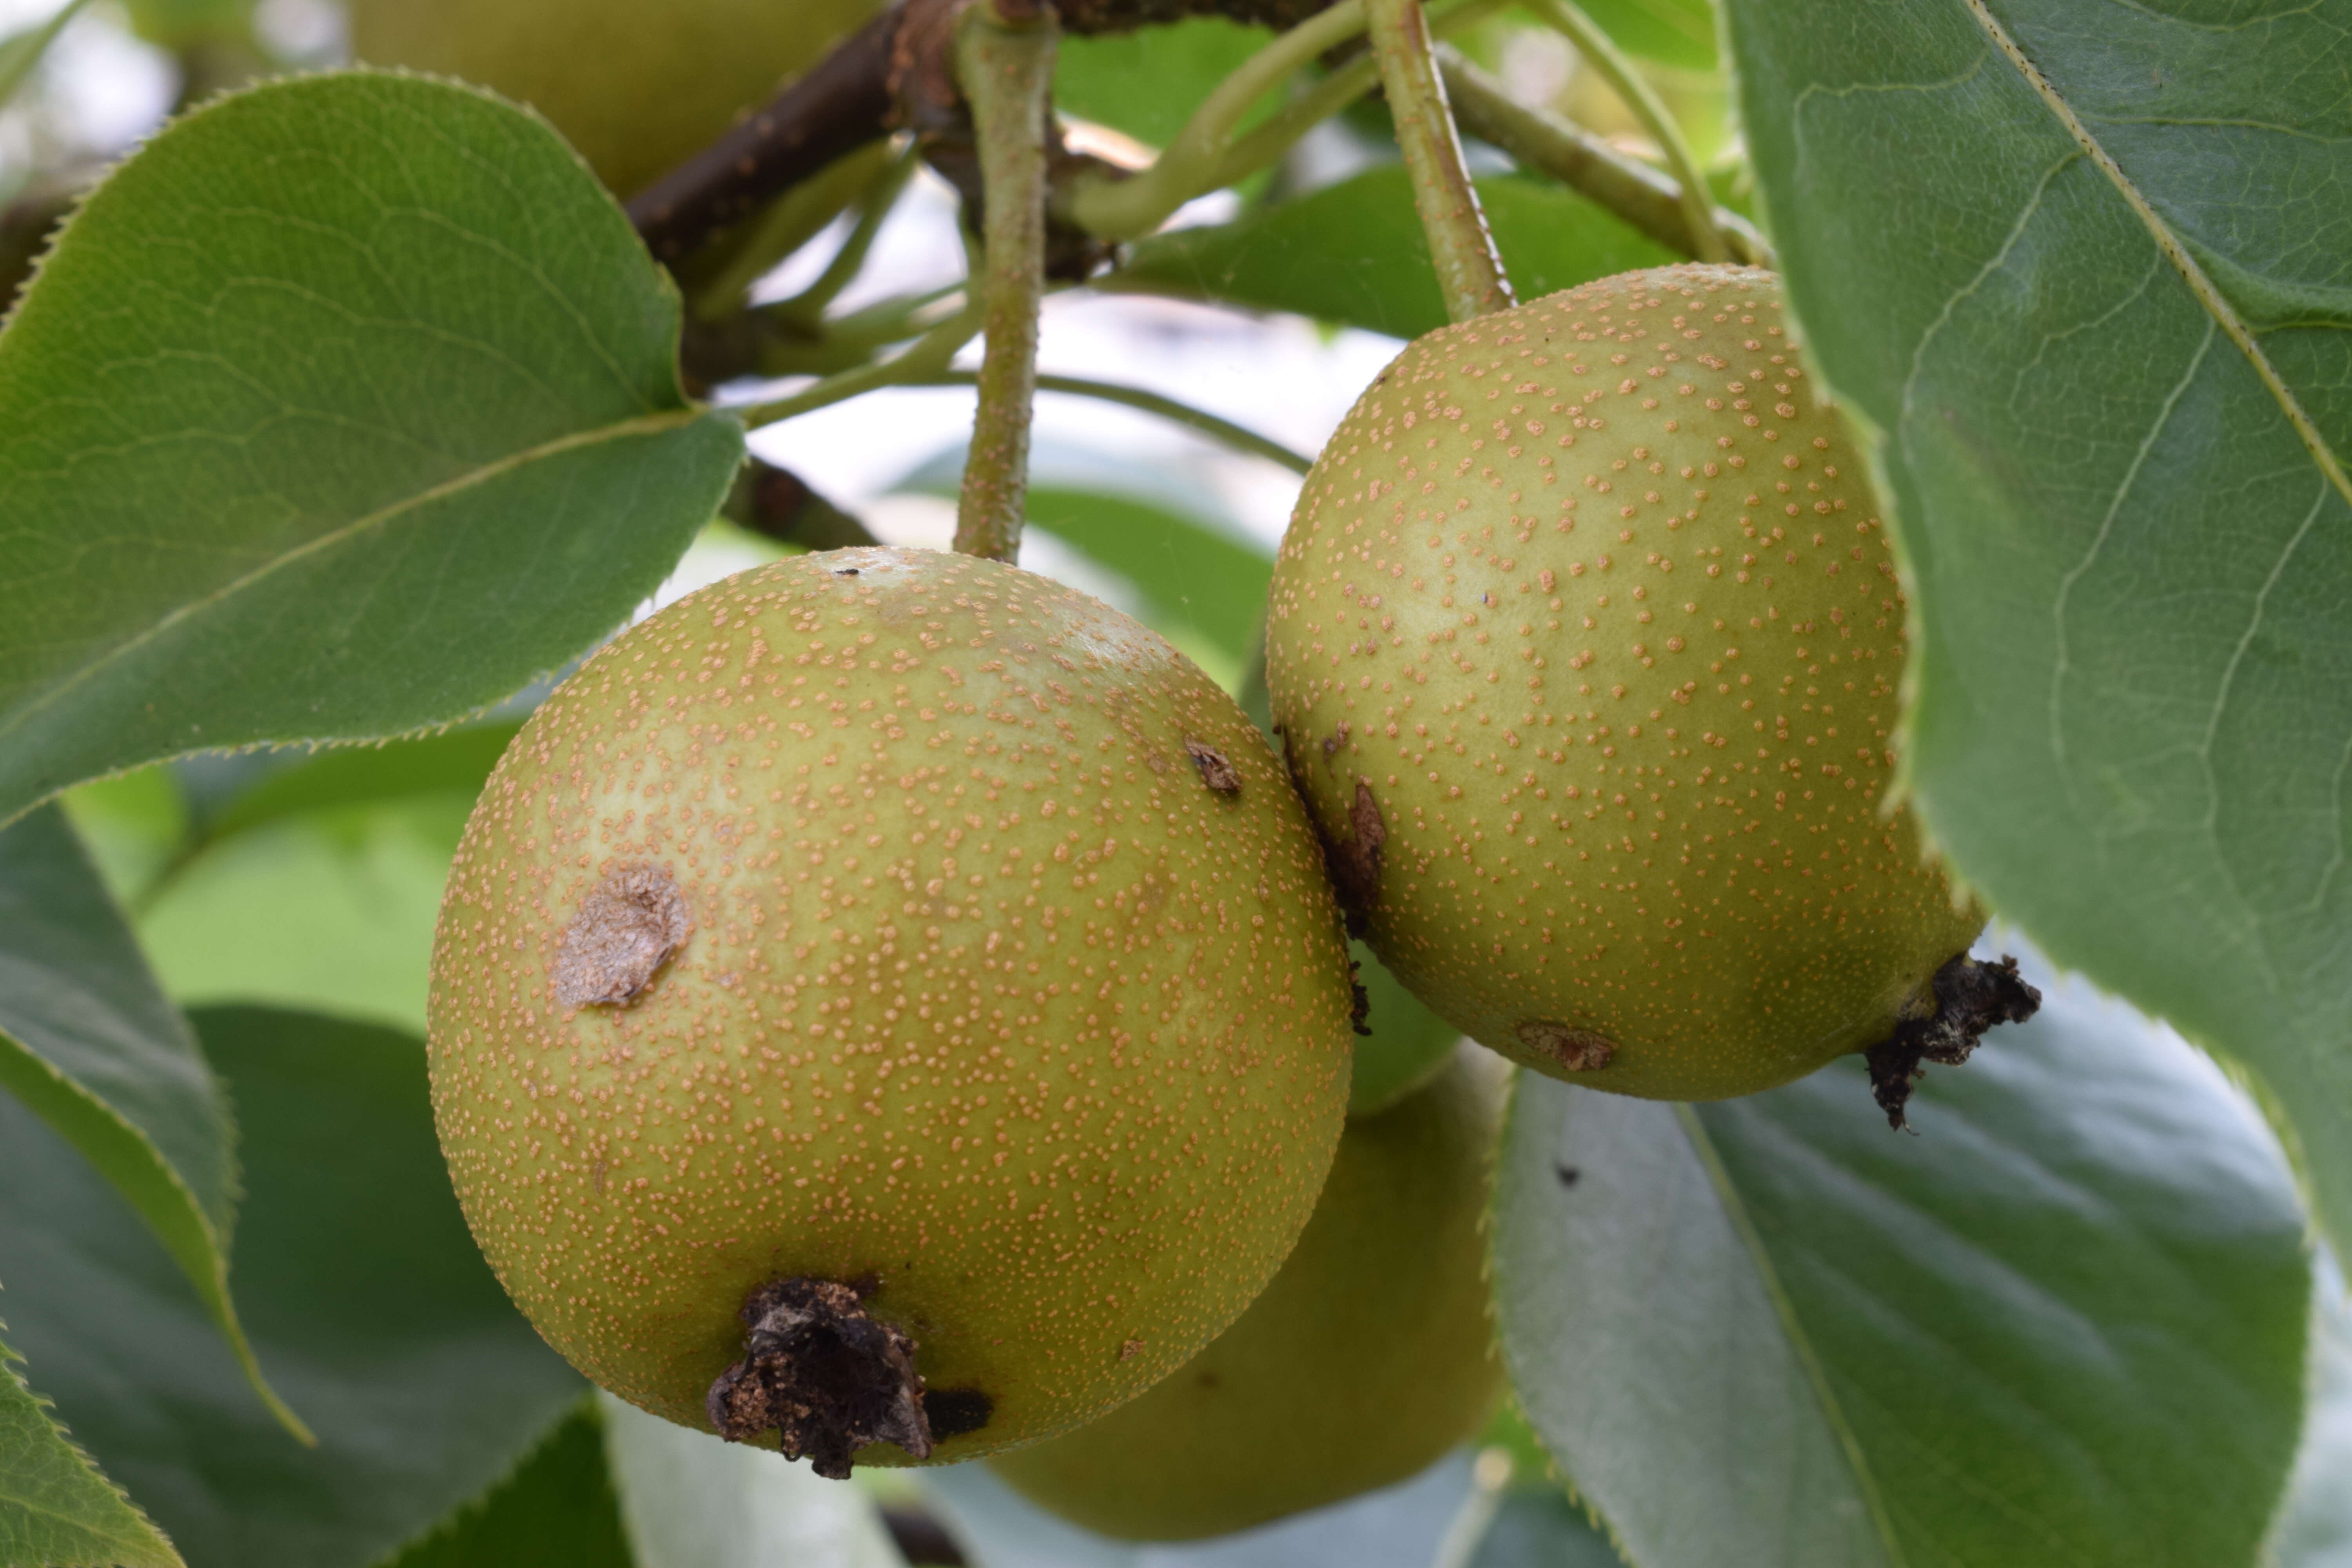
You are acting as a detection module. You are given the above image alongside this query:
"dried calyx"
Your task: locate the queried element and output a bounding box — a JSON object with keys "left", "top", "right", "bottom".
{"left": 1864, "top": 954, "right": 2043, "bottom": 1131}
{"left": 707, "top": 1278, "right": 933, "bottom": 1479}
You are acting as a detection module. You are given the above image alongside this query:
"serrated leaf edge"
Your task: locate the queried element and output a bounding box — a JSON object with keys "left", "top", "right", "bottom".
{"left": 0, "top": 1031, "right": 312, "bottom": 1446}
{"left": 0, "top": 1326, "right": 185, "bottom": 1568}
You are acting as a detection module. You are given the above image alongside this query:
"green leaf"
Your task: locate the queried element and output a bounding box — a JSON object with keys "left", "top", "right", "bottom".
{"left": 138, "top": 791, "right": 472, "bottom": 1036}
{"left": 1572, "top": 0, "right": 1717, "bottom": 71}
{"left": 1721, "top": 0, "right": 2352, "bottom": 1257}
{"left": 379, "top": 1403, "right": 631, "bottom": 1568}
{"left": 599, "top": 1395, "right": 903, "bottom": 1568}
{"left": 1111, "top": 168, "right": 1674, "bottom": 339}
{"left": 1346, "top": 939, "right": 1460, "bottom": 1118}
{"left": 0, "top": 804, "right": 306, "bottom": 1441}
{"left": 2266, "top": 1254, "right": 2352, "bottom": 1567}
{"left": 0, "top": 70, "right": 744, "bottom": 831}
{"left": 0, "top": 0, "right": 90, "bottom": 109}
{"left": 0, "top": 1330, "right": 182, "bottom": 1568}
{"left": 1468, "top": 1491, "right": 1621, "bottom": 1568}
{"left": 198, "top": 724, "right": 520, "bottom": 844}
{"left": 1492, "top": 960, "right": 2312, "bottom": 1568}
{"left": 0, "top": 1006, "right": 585, "bottom": 1568}
{"left": 1024, "top": 488, "right": 1270, "bottom": 670}
{"left": 1055, "top": 16, "right": 1270, "bottom": 151}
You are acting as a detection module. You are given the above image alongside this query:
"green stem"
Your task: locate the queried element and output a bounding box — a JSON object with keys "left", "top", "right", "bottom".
{"left": 682, "top": 143, "right": 895, "bottom": 321}
{"left": 952, "top": 0, "right": 1058, "bottom": 563}
{"left": 1365, "top": 0, "right": 1513, "bottom": 321}
{"left": 907, "top": 370, "right": 1314, "bottom": 474}
{"left": 1525, "top": 0, "right": 1730, "bottom": 265}
{"left": 764, "top": 140, "right": 922, "bottom": 332}
{"left": 734, "top": 298, "right": 982, "bottom": 428}
{"left": 1437, "top": 47, "right": 1770, "bottom": 266}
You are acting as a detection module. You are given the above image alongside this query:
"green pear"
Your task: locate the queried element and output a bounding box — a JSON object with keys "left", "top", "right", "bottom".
{"left": 1265, "top": 265, "right": 1983, "bottom": 1100}
{"left": 350, "top": 0, "right": 886, "bottom": 197}
{"left": 427, "top": 549, "right": 1356, "bottom": 1474}
{"left": 989, "top": 1044, "right": 1505, "bottom": 1538}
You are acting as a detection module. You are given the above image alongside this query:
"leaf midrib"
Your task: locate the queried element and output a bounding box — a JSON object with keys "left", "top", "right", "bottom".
{"left": 0, "top": 407, "right": 715, "bottom": 750}
{"left": 1962, "top": 0, "right": 2352, "bottom": 519}
{"left": 1675, "top": 1103, "right": 1909, "bottom": 1568}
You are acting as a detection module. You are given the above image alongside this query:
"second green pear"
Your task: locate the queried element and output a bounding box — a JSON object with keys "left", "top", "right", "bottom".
{"left": 350, "top": 0, "right": 885, "bottom": 197}
{"left": 987, "top": 1045, "right": 1505, "bottom": 1539}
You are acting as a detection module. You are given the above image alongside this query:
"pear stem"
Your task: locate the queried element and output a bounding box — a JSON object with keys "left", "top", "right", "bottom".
{"left": 1364, "top": 0, "right": 1514, "bottom": 323}
{"left": 951, "top": 0, "right": 1058, "bottom": 563}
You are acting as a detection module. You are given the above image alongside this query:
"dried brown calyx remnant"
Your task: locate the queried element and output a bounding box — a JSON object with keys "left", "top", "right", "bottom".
{"left": 552, "top": 864, "right": 689, "bottom": 1007}
{"left": 1516, "top": 1020, "right": 1615, "bottom": 1073}
{"left": 1347, "top": 959, "right": 1371, "bottom": 1037}
{"left": 1865, "top": 953, "right": 2042, "bottom": 1131}
{"left": 707, "top": 1278, "right": 935, "bottom": 1479}
{"left": 1183, "top": 739, "right": 1241, "bottom": 795}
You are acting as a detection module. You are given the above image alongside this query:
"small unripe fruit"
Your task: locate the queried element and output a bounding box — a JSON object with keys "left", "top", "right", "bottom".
{"left": 988, "top": 1045, "right": 1505, "bottom": 1539}
{"left": 350, "top": 0, "right": 884, "bottom": 197}
{"left": 428, "top": 549, "right": 1355, "bottom": 1473}
{"left": 1267, "top": 265, "right": 1984, "bottom": 1101}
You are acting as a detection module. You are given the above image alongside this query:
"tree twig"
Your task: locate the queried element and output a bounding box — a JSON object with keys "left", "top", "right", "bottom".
{"left": 765, "top": 140, "right": 924, "bottom": 331}
{"left": 951, "top": 0, "right": 1058, "bottom": 561}
{"left": 1438, "top": 47, "right": 1770, "bottom": 267}
{"left": 1524, "top": 0, "right": 1729, "bottom": 264}
{"left": 909, "top": 370, "right": 1314, "bottom": 472}
{"left": 722, "top": 459, "right": 884, "bottom": 549}
{"left": 1365, "top": 0, "right": 1512, "bottom": 321}
{"left": 733, "top": 296, "right": 983, "bottom": 427}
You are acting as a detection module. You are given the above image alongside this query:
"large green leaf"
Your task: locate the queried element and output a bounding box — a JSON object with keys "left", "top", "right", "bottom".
{"left": 1720, "top": 1, "right": 2352, "bottom": 1254}
{"left": 138, "top": 791, "right": 472, "bottom": 1036}
{"left": 1492, "top": 959, "right": 2312, "bottom": 1568}
{"left": 2267, "top": 1254, "right": 2352, "bottom": 1568}
{"left": 381, "top": 1403, "right": 632, "bottom": 1568}
{"left": 0, "top": 1007, "right": 584, "bottom": 1568}
{"left": 0, "top": 70, "right": 744, "bottom": 830}
{"left": 0, "top": 805, "right": 303, "bottom": 1438}
{"left": 1574, "top": 0, "right": 1716, "bottom": 70}
{"left": 1111, "top": 167, "right": 1673, "bottom": 339}
{"left": 0, "top": 1329, "right": 181, "bottom": 1568}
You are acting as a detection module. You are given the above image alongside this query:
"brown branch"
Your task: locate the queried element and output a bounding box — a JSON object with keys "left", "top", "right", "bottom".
{"left": 721, "top": 460, "right": 882, "bottom": 550}
{"left": 626, "top": 0, "right": 1345, "bottom": 268}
